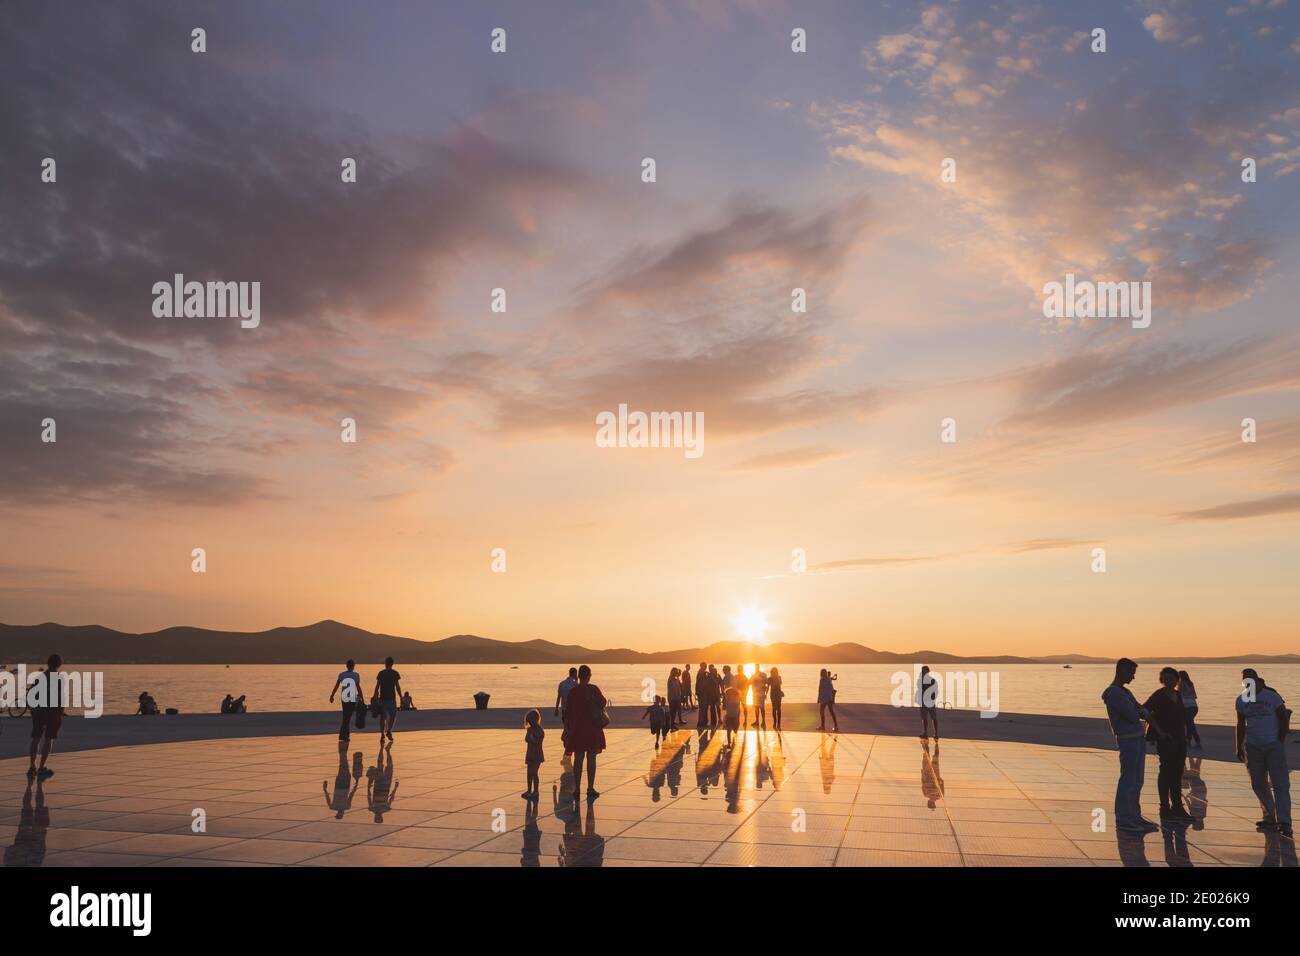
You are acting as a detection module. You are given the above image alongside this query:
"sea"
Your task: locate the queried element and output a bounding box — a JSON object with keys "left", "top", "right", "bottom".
{"left": 24, "top": 662, "right": 1300, "bottom": 720}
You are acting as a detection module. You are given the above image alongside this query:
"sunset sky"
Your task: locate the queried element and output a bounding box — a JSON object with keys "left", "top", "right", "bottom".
{"left": 2, "top": 0, "right": 1298, "bottom": 657}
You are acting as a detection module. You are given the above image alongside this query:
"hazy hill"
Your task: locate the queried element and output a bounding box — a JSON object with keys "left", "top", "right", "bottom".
{"left": 0, "top": 621, "right": 1295, "bottom": 665}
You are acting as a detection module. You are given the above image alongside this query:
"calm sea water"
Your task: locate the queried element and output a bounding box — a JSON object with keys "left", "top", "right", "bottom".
{"left": 49, "top": 662, "right": 1300, "bottom": 721}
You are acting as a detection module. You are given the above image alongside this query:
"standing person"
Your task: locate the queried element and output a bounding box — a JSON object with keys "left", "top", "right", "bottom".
{"left": 523, "top": 709, "right": 545, "bottom": 802}
{"left": 817, "top": 669, "right": 839, "bottom": 732}
{"left": 917, "top": 665, "right": 940, "bottom": 741}
{"left": 707, "top": 665, "right": 722, "bottom": 726}
{"left": 1102, "top": 658, "right": 1159, "bottom": 833}
{"left": 1178, "top": 671, "right": 1201, "bottom": 749}
{"left": 1236, "top": 669, "right": 1292, "bottom": 837}
{"left": 643, "top": 696, "right": 669, "bottom": 750}
{"left": 371, "top": 657, "right": 403, "bottom": 741}
{"left": 697, "top": 663, "right": 711, "bottom": 730}
{"left": 555, "top": 667, "right": 578, "bottom": 761}
{"left": 1142, "top": 666, "right": 1193, "bottom": 822}
{"left": 26, "top": 654, "right": 63, "bottom": 780}
{"left": 734, "top": 666, "right": 750, "bottom": 730}
{"left": 667, "top": 668, "right": 682, "bottom": 730}
{"left": 328, "top": 659, "right": 362, "bottom": 741}
{"left": 751, "top": 669, "right": 768, "bottom": 730}
{"left": 562, "top": 665, "right": 607, "bottom": 802}
{"left": 682, "top": 664, "right": 694, "bottom": 710}
{"left": 722, "top": 683, "right": 741, "bottom": 747}
{"left": 769, "top": 667, "right": 784, "bottom": 731}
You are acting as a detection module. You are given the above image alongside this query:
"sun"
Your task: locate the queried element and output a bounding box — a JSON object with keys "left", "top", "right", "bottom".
{"left": 731, "top": 604, "right": 772, "bottom": 644}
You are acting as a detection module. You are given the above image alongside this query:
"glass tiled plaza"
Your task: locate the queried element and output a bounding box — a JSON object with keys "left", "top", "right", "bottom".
{"left": 2, "top": 727, "right": 1293, "bottom": 866}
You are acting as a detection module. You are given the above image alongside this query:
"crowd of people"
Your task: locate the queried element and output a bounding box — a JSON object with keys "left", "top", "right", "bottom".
{"left": 10, "top": 648, "right": 1291, "bottom": 853}
{"left": 1103, "top": 660, "right": 1292, "bottom": 837}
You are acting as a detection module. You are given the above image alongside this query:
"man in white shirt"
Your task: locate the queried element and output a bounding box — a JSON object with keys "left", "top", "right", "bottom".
{"left": 555, "top": 668, "right": 578, "bottom": 759}
{"left": 329, "top": 659, "right": 363, "bottom": 741}
{"left": 1236, "top": 668, "right": 1292, "bottom": 837}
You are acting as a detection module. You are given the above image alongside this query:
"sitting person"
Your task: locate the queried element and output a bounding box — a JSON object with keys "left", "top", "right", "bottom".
{"left": 136, "top": 692, "right": 159, "bottom": 716}
{"left": 230, "top": 695, "right": 247, "bottom": 714}
{"left": 400, "top": 691, "right": 416, "bottom": 711}
{"left": 220, "top": 694, "right": 234, "bottom": 714}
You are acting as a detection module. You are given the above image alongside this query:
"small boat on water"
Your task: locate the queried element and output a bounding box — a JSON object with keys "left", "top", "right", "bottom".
{"left": 1063, "top": 664, "right": 1072, "bottom": 669}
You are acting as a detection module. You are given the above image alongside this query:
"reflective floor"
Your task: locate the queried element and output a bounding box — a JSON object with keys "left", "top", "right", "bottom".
{"left": 1, "top": 727, "right": 1294, "bottom": 866}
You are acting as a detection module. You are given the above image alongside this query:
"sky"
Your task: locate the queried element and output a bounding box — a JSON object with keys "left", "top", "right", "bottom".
{"left": 1, "top": 0, "right": 1298, "bottom": 657}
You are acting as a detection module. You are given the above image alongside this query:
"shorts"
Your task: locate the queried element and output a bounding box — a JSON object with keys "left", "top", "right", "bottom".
{"left": 381, "top": 701, "right": 397, "bottom": 720}
{"left": 31, "top": 709, "right": 63, "bottom": 740}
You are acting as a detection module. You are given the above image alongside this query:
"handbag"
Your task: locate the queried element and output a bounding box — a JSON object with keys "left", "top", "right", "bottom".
{"left": 354, "top": 702, "right": 366, "bottom": 730}
{"left": 594, "top": 692, "right": 611, "bottom": 729}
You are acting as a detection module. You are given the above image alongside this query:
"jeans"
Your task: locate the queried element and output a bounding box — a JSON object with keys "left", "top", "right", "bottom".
{"left": 1184, "top": 704, "right": 1201, "bottom": 745}
{"left": 1245, "top": 740, "right": 1292, "bottom": 829}
{"left": 1115, "top": 735, "right": 1146, "bottom": 826}
{"left": 1155, "top": 736, "right": 1187, "bottom": 812}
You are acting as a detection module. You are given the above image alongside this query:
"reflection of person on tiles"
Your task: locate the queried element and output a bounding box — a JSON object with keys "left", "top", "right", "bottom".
{"left": 366, "top": 742, "right": 399, "bottom": 823}
{"left": 921, "top": 741, "right": 944, "bottom": 810}
{"left": 819, "top": 734, "right": 836, "bottom": 795}
{"left": 4, "top": 776, "right": 49, "bottom": 867}
{"left": 324, "top": 741, "right": 361, "bottom": 819}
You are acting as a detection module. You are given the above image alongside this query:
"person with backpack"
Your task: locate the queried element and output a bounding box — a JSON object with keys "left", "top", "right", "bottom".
{"left": 329, "top": 659, "right": 362, "bottom": 741}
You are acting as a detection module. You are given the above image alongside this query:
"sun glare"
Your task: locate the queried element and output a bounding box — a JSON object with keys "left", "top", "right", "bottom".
{"left": 731, "top": 604, "right": 771, "bottom": 644}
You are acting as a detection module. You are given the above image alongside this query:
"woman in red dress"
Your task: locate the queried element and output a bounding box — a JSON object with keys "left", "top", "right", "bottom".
{"left": 562, "top": 664, "right": 606, "bottom": 802}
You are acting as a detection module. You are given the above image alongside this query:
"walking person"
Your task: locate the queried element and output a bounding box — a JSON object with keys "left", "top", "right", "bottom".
{"left": 917, "top": 665, "right": 940, "bottom": 740}
{"left": 817, "top": 669, "right": 839, "bottom": 732}
{"left": 1236, "top": 668, "right": 1292, "bottom": 837}
{"left": 1142, "top": 667, "right": 1193, "bottom": 823}
{"left": 26, "top": 654, "right": 63, "bottom": 780}
{"left": 769, "top": 667, "right": 784, "bottom": 731}
{"left": 522, "top": 709, "right": 545, "bottom": 802}
{"left": 643, "top": 695, "right": 669, "bottom": 750}
{"left": 562, "top": 665, "right": 607, "bottom": 802}
{"left": 328, "top": 659, "right": 362, "bottom": 741}
{"left": 371, "top": 656, "right": 403, "bottom": 741}
{"left": 1102, "top": 658, "right": 1159, "bottom": 833}
{"left": 1178, "top": 670, "right": 1201, "bottom": 749}
{"left": 555, "top": 667, "right": 578, "bottom": 760}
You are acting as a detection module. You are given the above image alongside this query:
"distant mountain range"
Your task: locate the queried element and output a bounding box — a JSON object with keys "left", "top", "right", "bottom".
{"left": 0, "top": 620, "right": 1296, "bottom": 666}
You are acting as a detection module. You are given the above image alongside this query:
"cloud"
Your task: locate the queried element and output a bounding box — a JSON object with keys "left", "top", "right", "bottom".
{"left": 728, "top": 446, "right": 844, "bottom": 471}
{"left": 794, "top": 537, "right": 1093, "bottom": 576}
{"left": 1172, "top": 491, "right": 1300, "bottom": 521}
{"left": 824, "top": 1, "right": 1298, "bottom": 317}
{"left": 1002, "top": 336, "right": 1300, "bottom": 431}
{"left": 577, "top": 196, "right": 869, "bottom": 312}
{"left": 0, "top": 2, "right": 575, "bottom": 505}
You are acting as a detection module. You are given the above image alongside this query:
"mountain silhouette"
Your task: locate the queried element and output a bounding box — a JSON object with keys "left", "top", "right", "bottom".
{"left": 0, "top": 620, "right": 1294, "bottom": 665}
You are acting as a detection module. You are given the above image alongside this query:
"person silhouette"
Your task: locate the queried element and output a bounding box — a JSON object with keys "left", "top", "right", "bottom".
{"left": 1102, "top": 658, "right": 1159, "bottom": 833}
